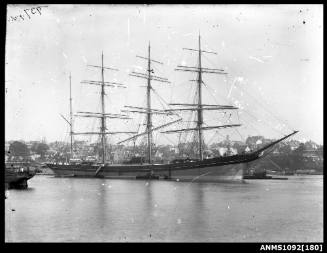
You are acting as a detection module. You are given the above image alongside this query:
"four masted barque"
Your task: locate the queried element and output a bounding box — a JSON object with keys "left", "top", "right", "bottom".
{"left": 46, "top": 35, "right": 298, "bottom": 182}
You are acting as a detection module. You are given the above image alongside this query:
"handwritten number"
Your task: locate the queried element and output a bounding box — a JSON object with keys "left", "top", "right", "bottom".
{"left": 36, "top": 7, "right": 42, "bottom": 15}
{"left": 9, "top": 5, "right": 46, "bottom": 23}
{"left": 24, "top": 9, "right": 31, "bottom": 19}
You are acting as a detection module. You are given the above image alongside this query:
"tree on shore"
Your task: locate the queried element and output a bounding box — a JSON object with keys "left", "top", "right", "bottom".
{"left": 8, "top": 141, "right": 30, "bottom": 158}
{"left": 31, "top": 142, "right": 49, "bottom": 159}
{"left": 292, "top": 143, "right": 305, "bottom": 170}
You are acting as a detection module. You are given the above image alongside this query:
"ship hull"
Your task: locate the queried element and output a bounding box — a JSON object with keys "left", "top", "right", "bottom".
{"left": 46, "top": 153, "right": 261, "bottom": 182}
{"left": 168, "top": 163, "right": 245, "bottom": 182}
{"left": 46, "top": 163, "right": 247, "bottom": 182}
{"left": 5, "top": 169, "right": 35, "bottom": 189}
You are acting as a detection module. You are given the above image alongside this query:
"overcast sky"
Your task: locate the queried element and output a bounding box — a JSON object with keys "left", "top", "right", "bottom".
{"left": 5, "top": 4, "right": 323, "bottom": 145}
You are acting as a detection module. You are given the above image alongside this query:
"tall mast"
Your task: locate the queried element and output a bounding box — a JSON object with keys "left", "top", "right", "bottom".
{"left": 123, "top": 43, "right": 171, "bottom": 159}
{"left": 101, "top": 52, "right": 106, "bottom": 164}
{"left": 69, "top": 73, "right": 74, "bottom": 158}
{"left": 166, "top": 34, "right": 238, "bottom": 160}
{"left": 147, "top": 42, "right": 152, "bottom": 164}
{"left": 197, "top": 34, "right": 203, "bottom": 160}
{"left": 73, "top": 54, "right": 133, "bottom": 164}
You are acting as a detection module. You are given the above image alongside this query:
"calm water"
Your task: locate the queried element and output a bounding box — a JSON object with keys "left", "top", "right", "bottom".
{"left": 5, "top": 175, "right": 323, "bottom": 242}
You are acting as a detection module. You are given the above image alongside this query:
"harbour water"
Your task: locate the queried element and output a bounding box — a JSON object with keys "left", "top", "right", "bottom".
{"left": 5, "top": 175, "right": 323, "bottom": 242}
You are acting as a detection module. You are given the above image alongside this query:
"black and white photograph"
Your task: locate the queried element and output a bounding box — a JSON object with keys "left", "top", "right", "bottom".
{"left": 5, "top": 4, "right": 323, "bottom": 243}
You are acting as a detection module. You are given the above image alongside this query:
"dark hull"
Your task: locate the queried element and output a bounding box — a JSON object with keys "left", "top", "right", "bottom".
{"left": 5, "top": 169, "right": 35, "bottom": 189}
{"left": 46, "top": 152, "right": 261, "bottom": 182}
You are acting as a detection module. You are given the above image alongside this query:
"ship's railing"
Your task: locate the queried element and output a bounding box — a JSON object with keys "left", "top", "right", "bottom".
{"left": 6, "top": 166, "right": 32, "bottom": 174}
{"left": 5, "top": 162, "right": 38, "bottom": 175}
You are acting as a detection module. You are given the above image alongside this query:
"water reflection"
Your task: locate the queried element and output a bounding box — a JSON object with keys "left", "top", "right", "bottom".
{"left": 5, "top": 175, "right": 323, "bottom": 242}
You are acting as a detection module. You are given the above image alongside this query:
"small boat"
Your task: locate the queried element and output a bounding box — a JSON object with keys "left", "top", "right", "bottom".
{"left": 243, "top": 169, "right": 272, "bottom": 179}
{"left": 5, "top": 162, "right": 36, "bottom": 189}
{"left": 243, "top": 169, "right": 288, "bottom": 180}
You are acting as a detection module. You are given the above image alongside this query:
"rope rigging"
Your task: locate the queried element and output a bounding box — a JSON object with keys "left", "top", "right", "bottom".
{"left": 201, "top": 50, "right": 294, "bottom": 138}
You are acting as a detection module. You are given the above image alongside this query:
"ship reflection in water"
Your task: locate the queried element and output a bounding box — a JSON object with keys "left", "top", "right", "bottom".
{"left": 5, "top": 175, "right": 323, "bottom": 242}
